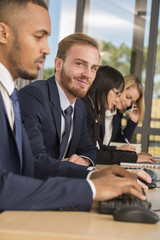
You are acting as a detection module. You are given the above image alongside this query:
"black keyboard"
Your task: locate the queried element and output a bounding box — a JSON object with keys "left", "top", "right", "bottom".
{"left": 99, "top": 190, "right": 151, "bottom": 214}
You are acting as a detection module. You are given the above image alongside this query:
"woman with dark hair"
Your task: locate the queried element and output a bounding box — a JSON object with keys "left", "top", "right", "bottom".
{"left": 88, "top": 65, "right": 124, "bottom": 121}
{"left": 82, "top": 65, "right": 155, "bottom": 164}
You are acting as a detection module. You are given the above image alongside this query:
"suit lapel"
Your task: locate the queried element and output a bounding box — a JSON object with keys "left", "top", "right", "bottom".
{"left": 0, "top": 92, "right": 8, "bottom": 118}
{"left": 110, "top": 115, "right": 117, "bottom": 141}
{"left": 47, "top": 77, "right": 61, "bottom": 140}
{"left": 0, "top": 92, "right": 15, "bottom": 137}
{"left": 0, "top": 92, "right": 22, "bottom": 172}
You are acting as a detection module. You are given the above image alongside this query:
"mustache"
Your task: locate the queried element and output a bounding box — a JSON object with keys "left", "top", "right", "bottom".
{"left": 35, "top": 55, "right": 46, "bottom": 63}
{"left": 74, "top": 76, "right": 90, "bottom": 83}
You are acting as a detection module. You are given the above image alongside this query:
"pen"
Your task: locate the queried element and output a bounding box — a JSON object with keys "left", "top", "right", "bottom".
{"left": 124, "top": 137, "right": 130, "bottom": 145}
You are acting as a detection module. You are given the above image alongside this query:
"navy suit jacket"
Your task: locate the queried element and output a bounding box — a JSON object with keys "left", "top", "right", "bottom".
{"left": 18, "top": 76, "right": 96, "bottom": 166}
{"left": 0, "top": 92, "right": 93, "bottom": 211}
{"left": 100, "top": 111, "right": 137, "bottom": 144}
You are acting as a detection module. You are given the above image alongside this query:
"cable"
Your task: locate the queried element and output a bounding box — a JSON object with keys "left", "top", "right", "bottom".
{"left": 153, "top": 209, "right": 160, "bottom": 212}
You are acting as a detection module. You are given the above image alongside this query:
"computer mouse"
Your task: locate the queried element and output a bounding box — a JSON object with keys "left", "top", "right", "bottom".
{"left": 146, "top": 181, "right": 157, "bottom": 189}
{"left": 138, "top": 178, "right": 157, "bottom": 189}
{"left": 113, "top": 206, "right": 159, "bottom": 224}
{"left": 143, "top": 168, "right": 157, "bottom": 181}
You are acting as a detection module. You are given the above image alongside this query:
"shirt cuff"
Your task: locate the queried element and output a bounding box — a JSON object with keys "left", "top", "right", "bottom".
{"left": 86, "top": 179, "right": 96, "bottom": 199}
{"left": 86, "top": 171, "right": 96, "bottom": 199}
{"left": 79, "top": 155, "right": 95, "bottom": 166}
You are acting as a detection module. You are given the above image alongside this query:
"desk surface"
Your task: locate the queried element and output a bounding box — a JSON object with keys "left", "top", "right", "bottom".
{"left": 0, "top": 167, "right": 160, "bottom": 240}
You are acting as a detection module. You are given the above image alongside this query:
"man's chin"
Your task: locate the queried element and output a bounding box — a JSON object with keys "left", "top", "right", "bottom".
{"left": 75, "top": 90, "right": 88, "bottom": 98}
{"left": 17, "top": 70, "right": 38, "bottom": 80}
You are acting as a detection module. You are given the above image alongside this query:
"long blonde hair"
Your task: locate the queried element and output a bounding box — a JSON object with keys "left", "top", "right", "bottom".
{"left": 123, "top": 75, "right": 145, "bottom": 123}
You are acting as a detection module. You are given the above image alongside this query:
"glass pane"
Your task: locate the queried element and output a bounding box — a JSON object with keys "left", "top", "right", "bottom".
{"left": 44, "top": 0, "right": 77, "bottom": 78}
{"left": 87, "top": 1, "right": 134, "bottom": 74}
{"left": 150, "top": 8, "right": 160, "bottom": 129}
{"left": 131, "top": 133, "right": 141, "bottom": 144}
{"left": 148, "top": 135, "right": 160, "bottom": 155}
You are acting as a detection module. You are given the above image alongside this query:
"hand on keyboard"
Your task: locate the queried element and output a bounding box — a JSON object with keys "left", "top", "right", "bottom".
{"left": 91, "top": 165, "right": 146, "bottom": 202}
{"left": 98, "top": 189, "right": 150, "bottom": 214}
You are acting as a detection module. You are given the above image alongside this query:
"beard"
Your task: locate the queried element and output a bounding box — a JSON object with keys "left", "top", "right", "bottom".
{"left": 15, "top": 69, "right": 38, "bottom": 80}
{"left": 60, "top": 66, "right": 91, "bottom": 98}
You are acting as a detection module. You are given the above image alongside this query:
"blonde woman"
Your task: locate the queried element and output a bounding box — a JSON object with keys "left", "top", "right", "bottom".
{"left": 109, "top": 74, "right": 145, "bottom": 146}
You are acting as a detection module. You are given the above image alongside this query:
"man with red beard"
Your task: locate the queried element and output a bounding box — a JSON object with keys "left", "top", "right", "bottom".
{"left": 19, "top": 33, "right": 100, "bottom": 167}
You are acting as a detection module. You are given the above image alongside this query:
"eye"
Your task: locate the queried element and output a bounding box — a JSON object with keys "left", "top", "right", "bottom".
{"left": 91, "top": 66, "right": 98, "bottom": 72}
{"left": 35, "top": 35, "right": 43, "bottom": 40}
{"left": 126, "top": 95, "right": 131, "bottom": 100}
{"left": 76, "top": 62, "right": 83, "bottom": 66}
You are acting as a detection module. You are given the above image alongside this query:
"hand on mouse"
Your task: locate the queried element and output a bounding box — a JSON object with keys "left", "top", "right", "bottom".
{"left": 126, "top": 168, "right": 152, "bottom": 189}
{"left": 90, "top": 164, "right": 137, "bottom": 180}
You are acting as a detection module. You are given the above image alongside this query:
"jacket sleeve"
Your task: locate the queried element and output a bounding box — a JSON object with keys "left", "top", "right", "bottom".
{"left": 70, "top": 99, "right": 96, "bottom": 166}
{"left": 122, "top": 119, "right": 138, "bottom": 142}
{"left": 113, "top": 112, "right": 137, "bottom": 143}
{"left": 0, "top": 168, "right": 93, "bottom": 211}
{"left": 96, "top": 147, "right": 138, "bottom": 164}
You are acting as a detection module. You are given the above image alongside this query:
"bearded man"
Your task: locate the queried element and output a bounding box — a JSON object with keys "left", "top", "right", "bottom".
{"left": 18, "top": 33, "right": 100, "bottom": 167}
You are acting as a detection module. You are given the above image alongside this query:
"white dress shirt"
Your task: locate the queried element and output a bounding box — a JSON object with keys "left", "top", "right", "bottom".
{"left": 0, "top": 63, "right": 15, "bottom": 130}
{"left": 103, "top": 109, "right": 117, "bottom": 145}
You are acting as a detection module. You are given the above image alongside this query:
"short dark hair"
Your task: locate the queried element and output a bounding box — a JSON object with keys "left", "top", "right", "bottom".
{"left": 87, "top": 65, "right": 124, "bottom": 121}
{"left": 56, "top": 32, "right": 99, "bottom": 61}
{"left": 0, "top": 0, "right": 48, "bottom": 28}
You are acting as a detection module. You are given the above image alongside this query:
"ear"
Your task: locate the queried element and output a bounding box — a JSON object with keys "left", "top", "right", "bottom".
{"left": 54, "top": 57, "right": 63, "bottom": 72}
{"left": 0, "top": 22, "right": 9, "bottom": 44}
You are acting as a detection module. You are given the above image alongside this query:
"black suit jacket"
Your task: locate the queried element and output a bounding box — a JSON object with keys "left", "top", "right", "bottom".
{"left": 18, "top": 76, "right": 96, "bottom": 167}
{"left": 100, "top": 111, "right": 137, "bottom": 143}
{"left": 82, "top": 96, "right": 137, "bottom": 164}
{"left": 0, "top": 92, "right": 93, "bottom": 211}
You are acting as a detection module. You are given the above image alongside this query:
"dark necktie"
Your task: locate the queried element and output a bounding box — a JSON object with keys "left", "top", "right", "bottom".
{"left": 10, "top": 88, "right": 23, "bottom": 170}
{"left": 59, "top": 105, "right": 73, "bottom": 160}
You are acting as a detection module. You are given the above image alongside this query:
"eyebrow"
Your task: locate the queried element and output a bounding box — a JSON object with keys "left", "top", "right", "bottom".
{"left": 36, "top": 30, "right": 51, "bottom": 36}
{"left": 74, "top": 58, "right": 99, "bottom": 68}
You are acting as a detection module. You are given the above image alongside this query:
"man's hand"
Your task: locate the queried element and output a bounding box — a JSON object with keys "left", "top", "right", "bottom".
{"left": 126, "top": 168, "right": 152, "bottom": 189}
{"left": 90, "top": 164, "right": 137, "bottom": 180}
{"left": 137, "top": 153, "right": 155, "bottom": 164}
{"left": 62, "top": 154, "right": 90, "bottom": 166}
{"left": 92, "top": 174, "right": 146, "bottom": 201}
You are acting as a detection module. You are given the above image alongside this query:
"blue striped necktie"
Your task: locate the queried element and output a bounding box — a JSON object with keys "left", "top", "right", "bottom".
{"left": 10, "top": 88, "right": 23, "bottom": 171}
{"left": 59, "top": 105, "right": 73, "bottom": 160}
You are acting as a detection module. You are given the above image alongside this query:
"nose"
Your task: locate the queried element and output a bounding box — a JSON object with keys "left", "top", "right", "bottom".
{"left": 115, "top": 96, "right": 120, "bottom": 102}
{"left": 81, "top": 67, "right": 92, "bottom": 79}
{"left": 41, "top": 40, "right": 50, "bottom": 55}
{"left": 126, "top": 99, "right": 132, "bottom": 107}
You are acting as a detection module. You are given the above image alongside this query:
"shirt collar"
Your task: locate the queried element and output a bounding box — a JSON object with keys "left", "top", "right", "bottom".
{"left": 55, "top": 79, "right": 75, "bottom": 111}
{"left": 0, "top": 63, "right": 15, "bottom": 95}
{"left": 105, "top": 108, "right": 117, "bottom": 117}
